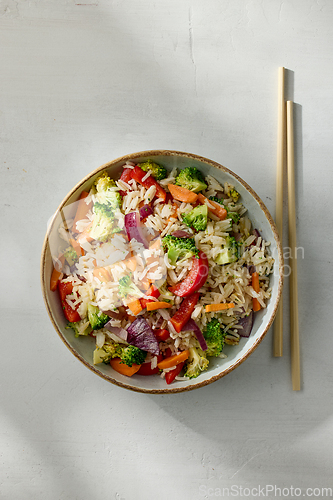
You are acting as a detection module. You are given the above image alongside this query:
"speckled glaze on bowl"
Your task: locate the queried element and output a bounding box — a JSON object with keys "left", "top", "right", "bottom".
{"left": 41, "top": 150, "right": 283, "bottom": 393}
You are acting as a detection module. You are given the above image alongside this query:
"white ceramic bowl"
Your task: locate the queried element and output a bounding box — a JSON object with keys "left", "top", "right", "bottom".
{"left": 41, "top": 150, "right": 283, "bottom": 393}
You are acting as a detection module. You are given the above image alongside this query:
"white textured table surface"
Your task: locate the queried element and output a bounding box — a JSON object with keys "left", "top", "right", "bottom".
{"left": 1, "top": 1, "right": 333, "bottom": 499}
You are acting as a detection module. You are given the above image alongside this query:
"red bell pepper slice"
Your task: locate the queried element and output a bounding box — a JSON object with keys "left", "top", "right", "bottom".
{"left": 120, "top": 167, "right": 134, "bottom": 184}
{"left": 154, "top": 328, "right": 170, "bottom": 342}
{"left": 131, "top": 166, "right": 167, "bottom": 202}
{"left": 170, "top": 293, "right": 200, "bottom": 333}
{"left": 137, "top": 355, "right": 163, "bottom": 376}
{"left": 58, "top": 281, "right": 81, "bottom": 323}
{"left": 169, "top": 252, "right": 209, "bottom": 297}
{"left": 140, "top": 285, "right": 160, "bottom": 309}
{"left": 165, "top": 362, "right": 185, "bottom": 384}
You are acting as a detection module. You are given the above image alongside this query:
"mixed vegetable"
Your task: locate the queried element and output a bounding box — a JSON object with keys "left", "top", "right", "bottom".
{"left": 50, "top": 160, "right": 271, "bottom": 385}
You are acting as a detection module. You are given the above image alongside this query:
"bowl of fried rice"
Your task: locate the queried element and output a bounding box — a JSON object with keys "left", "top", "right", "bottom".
{"left": 41, "top": 150, "right": 283, "bottom": 393}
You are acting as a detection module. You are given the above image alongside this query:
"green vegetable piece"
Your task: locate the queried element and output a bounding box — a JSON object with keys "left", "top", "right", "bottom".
{"left": 89, "top": 201, "right": 118, "bottom": 242}
{"left": 66, "top": 319, "right": 92, "bottom": 338}
{"left": 229, "top": 188, "right": 240, "bottom": 202}
{"left": 94, "top": 171, "right": 122, "bottom": 207}
{"left": 215, "top": 236, "right": 239, "bottom": 265}
{"left": 64, "top": 246, "right": 79, "bottom": 267}
{"left": 184, "top": 347, "right": 209, "bottom": 379}
{"left": 175, "top": 167, "right": 207, "bottom": 193}
{"left": 203, "top": 318, "right": 226, "bottom": 357}
{"left": 93, "top": 342, "right": 123, "bottom": 364}
{"left": 139, "top": 160, "right": 167, "bottom": 180}
{"left": 162, "top": 235, "right": 199, "bottom": 266}
{"left": 209, "top": 197, "right": 240, "bottom": 224}
{"left": 120, "top": 345, "right": 147, "bottom": 367}
{"left": 182, "top": 205, "right": 208, "bottom": 232}
{"left": 118, "top": 274, "right": 143, "bottom": 299}
{"left": 87, "top": 304, "right": 109, "bottom": 330}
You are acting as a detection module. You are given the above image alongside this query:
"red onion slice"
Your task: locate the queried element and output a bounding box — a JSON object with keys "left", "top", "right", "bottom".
{"left": 124, "top": 212, "right": 149, "bottom": 248}
{"left": 182, "top": 319, "right": 208, "bottom": 351}
{"left": 237, "top": 311, "right": 254, "bottom": 337}
{"left": 104, "top": 323, "right": 128, "bottom": 342}
{"left": 139, "top": 204, "right": 154, "bottom": 221}
{"left": 127, "top": 317, "right": 160, "bottom": 355}
{"left": 171, "top": 230, "right": 192, "bottom": 238}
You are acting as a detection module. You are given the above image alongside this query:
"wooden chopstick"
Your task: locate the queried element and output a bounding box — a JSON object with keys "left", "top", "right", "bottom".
{"left": 273, "top": 67, "right": 285, "bottom": 357}
{"left": 286, "top": 101, "right": 300, "bottom": 390}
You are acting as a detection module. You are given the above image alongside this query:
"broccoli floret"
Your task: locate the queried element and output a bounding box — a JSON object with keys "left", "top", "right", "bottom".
{"left": 93, "top": 342, "right": 123, "bottom": 364}
{"left": 175, "top": 167, "right": 207, "bottom": 193}
{"left": 120, "top": 345, "right": 147, "bottom": 367}
{"left": 229, "top": 188, "right": 240, "bottom": 202}
{"left": 66, "top": 319, "right": 92, "bottom": 338}
{"left": 203, "top": 318, "right": 226, "bottom": 357}
{"left": 94, "top": 171, "right": 116, "bottom": 192}
{"left": 89, "top": 202, "right": 115, "bottom": 242}
{"left": 215, "top": 236, "right": 239, "bottom": 265}
{"left": 162, "top": 235, "right": 199, "bottom": 265}
{"left": 184, "top": 347, "right": 209, "bottom": 379}
{"left": 94, "top": 171, "right": 122, "bottom": 207}
{"left": 87, "top": 303, "right": 109, "bottom": 330}
{"left": 118, "top": 274, "right": 143, "bottom": 300}
{"left": 209, "top": 197, "right": 240, "bottom": 224}
{"left": 64, "top": 246, "right": 79, "bottom": 266}
{"left": 139, "top": 160, "right": 167, "bottom": 180}
{"left": 182, "top": 205, "right": 208, "bottom": 232}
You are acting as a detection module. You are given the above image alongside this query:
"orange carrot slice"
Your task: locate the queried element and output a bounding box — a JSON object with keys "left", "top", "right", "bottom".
{"left": 157, "top": 350, "right": 190, "bottom": 370}
{"left": 146, "top": 301, "right": 173, "bottom": 311}
{"left": 251, "top": 272, "right": 261, "bottom": 312}
{"left": 73, "top": 191, "right": 93, "bottom": 233}
{"left": 50, "top": 255, "right": 65, "bottom": 291}
{"left": 205, "top": 303, "right": 235, "bottom": 312}
{"left": 168, "top": 184, "right": 198, "bottom": 203}
{"left": 93, "top": 267, "right": 111, "bottom": 282}
{"left": 127, "top": 299, "right": 143, "bottom": 315}
{"left": 197, "top": 193, "right": 228, "bottom": 220}
{"left": 110, "top": 358, "right": 142, "bottom": 376}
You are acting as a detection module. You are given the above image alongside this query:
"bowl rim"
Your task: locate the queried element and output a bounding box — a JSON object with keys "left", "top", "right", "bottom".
{"left": 40, "top": 149, "right": 284, "bottom": 394}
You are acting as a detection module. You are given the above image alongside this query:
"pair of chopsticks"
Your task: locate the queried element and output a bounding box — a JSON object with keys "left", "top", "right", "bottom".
{"left": 273, "top": 67, "right": 300, "bottom": 391}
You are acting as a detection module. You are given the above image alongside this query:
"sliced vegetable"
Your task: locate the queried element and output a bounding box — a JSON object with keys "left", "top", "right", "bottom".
{"left": 251, "top": 271, "right": 261, "bottom": 312}
{"left": 237, "top": 311, "right": 254, "bottom": 338}
{"left": 131, "top": 166, "right": 167, "bottom": 202}
{"left": 169, "top": 252, "right": 209, "bottom": 297}
{"left": 73, "top": 191, "right": 92, "bottom": 233}
{"left": 127, "top": 299, "right": 143, "bottom": 316}
{"left": 69, "top": 238, "right": 84, "bottom": 259}
{"left": 171, "top": 230, "right": 192, "bottom": 238}
{"left": 124, "top": 211, "right": 149, "bottom": 248}
{"left": 170, "top": 293, "right": 200, "bottom": 333}
{"left": 50, "top": 255, "right": 65, "bottom": 292}
{"left": 104, "top": 323, "right": 128, "bottom": 342}
{"left": 197, "top": 193, "right": 227, "bottom": 220}
{"left": 120, "top": 167, "right": 134, "bottom": 184}
{"left": 205, "top": 303, "right": 235, "bottom": 312}
{"left": 140, "top": 285, "right": 161, "bottom": 309}
{"left": 76, "top": 221, "right": 94, "bottom": 245}
{"left": 110, "top": 357, "right": 141, "bottom": 377}
{"left": 167, "top": 184, "right": 198, "bottom": 203}
{"left": 182, "top": 318, "right": 207, "bottom": 351}
{"left": 139, "top": 204, "right": 154, "bottom": 221}
{"left": 58, "top": 281, "right": 81, "bottom": 323}
{"left": 137, "top": 355, "right": 163, "bottom": 376}
{"left": 157, "top": 350, "right": 190, "bottom": 370}
{"left": 154, "top": 329, "right": 170, "bottom": 341}
{"left": 165, "top": 362, "right": 185, "bottom": 384}
{"left": 146, "top": 301, "right": 172, "bottom": 311}
{"left": 127, "top": 317, "right": 160, "bottom": 355}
